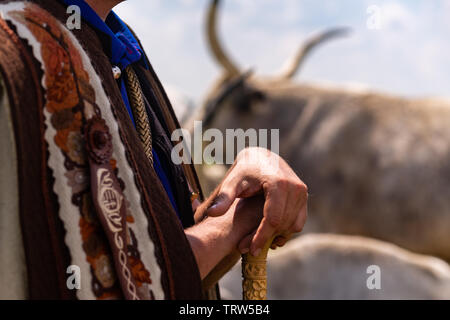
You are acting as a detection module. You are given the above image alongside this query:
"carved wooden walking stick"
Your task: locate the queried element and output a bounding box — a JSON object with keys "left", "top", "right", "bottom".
{"left": 242, "top": 236, "right": 276, "bottom": 300}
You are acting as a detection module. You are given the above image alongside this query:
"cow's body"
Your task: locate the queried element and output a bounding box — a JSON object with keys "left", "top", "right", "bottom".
{"left": 194, "top": 0, "right": 450, "bottom": 262}
{"left": 220, "top": 234, "right": 450, "bottom": 300}
{"left": 198, "top": 80, "right": 450, "bottom": 260}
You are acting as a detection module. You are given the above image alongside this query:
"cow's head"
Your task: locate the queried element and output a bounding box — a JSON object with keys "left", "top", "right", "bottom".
{"left": 194, "top": 0, "right": 349, "bottom": 133}
{"left": 189, "top": 0, "right": 350, "bottom": 193}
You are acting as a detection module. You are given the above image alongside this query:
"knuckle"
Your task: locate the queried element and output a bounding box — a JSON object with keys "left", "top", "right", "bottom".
{"left": 292, "top": 221, "right": 304, "bottom": 233}
{"left": 267, "top": 214, "right": 282, "bottom": 228}
{"left": 294, "top": 181, "right": 308, "bottom": 196}
{"left": 294, "top": 183, "right": 309, "bottom": 205}
{"left": 276, "top": 178, "right": 289, "bottom": 190}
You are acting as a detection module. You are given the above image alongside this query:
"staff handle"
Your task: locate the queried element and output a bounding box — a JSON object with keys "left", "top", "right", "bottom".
{"left": 242, "top": 236, "right": 276, "bottom": 300}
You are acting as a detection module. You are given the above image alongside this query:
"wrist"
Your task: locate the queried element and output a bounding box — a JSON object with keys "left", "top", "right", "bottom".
{"left": 185, "top": 210, "right": 238, "bottom": 279}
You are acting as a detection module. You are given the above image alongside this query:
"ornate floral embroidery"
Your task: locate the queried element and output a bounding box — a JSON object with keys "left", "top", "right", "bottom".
{"left": 51, "top": 108, "right": 75, "bottom": 130}
{"left": 65, "top": 168, "right": 89, "bottom": 195}
{"left": 94, "top": 254, "right": 116, "bottom": 289}
{"left": 8, "top": 3, "right": 155, "bottom": 300}
{"left": 129, "top": 256, "right": 152, "bottom": 287}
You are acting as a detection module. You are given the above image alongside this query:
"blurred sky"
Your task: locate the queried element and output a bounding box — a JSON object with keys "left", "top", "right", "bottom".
{"left": 115, "top": 0, "right": 450, "bottom": 104}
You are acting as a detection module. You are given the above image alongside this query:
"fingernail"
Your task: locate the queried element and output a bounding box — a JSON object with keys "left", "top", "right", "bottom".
{"left": 240, "top": 248, "right": 249, "bottom": 254}
{"left": 207, "top": 197, "right": 220, "bottom": 210}
{"left": 252, "top": 248, "right": 261, "bottom": 257}
{"left": 206, "top": 202, "right": 219, "bottom": 214}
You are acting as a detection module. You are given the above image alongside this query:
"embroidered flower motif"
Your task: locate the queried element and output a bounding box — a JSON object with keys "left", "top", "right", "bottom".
{"left": 37, "top": 30, "right": 79, "bottom": 112}
{"left": 43, "top": 38, "right": 68, "bottom": 75}
{"left": 79, "top": 215, "right": 96, "bottom": 243}
{"left": 65, "top": 168, "right": 89, "bottom": 194}
{"left": 81, "top": 194, "right": 97, "bottom": 225}
{"left": 66, "top": 36, "right": 90, "bottom": 83}
{"left": 94, "top": 255, "right": 116, "bottom": 289}
{"left": 66, "top": 131, "right": 86, "bottom": 165}
{"left": 51, "top": 109, "right": 75, "bottom": 130}
{"left": 54, "top": 111, "right": 82, "bottom": 156}
{"left": 21, "top": 4, "right": 63, "bottom": 39}
{"left": 129, "top": 256, "right": 152, "bottom": 287}
{"left": 96, "top": 286, "right": 122, "bottom": 300}
{"left": 82, "top": 232, "right": 103, "bottom": 258}
{"left": 84, "top": 117, "right": 113, "bottom": 164}
{"left": 46, "top": 70, "right": 79, "bottom": 113}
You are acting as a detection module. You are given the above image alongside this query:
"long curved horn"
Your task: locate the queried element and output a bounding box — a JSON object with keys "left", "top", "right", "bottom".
{"left": 207, "top": 0, "right": 240, "bottom": 77}
{"left": 277, "top": 27, "right": 351, "bottom": 80}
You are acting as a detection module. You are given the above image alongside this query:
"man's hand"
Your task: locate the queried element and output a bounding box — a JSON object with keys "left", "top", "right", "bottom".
{"left": 205, "top": 147, "right": 308, "bottom": 257}
{"left": 186, "top": 196, "right": 264, "bottom": 279}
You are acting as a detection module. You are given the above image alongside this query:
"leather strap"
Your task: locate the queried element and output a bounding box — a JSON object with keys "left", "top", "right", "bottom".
{"left": 85, "top": 116, "right": 141, "bottom": 300}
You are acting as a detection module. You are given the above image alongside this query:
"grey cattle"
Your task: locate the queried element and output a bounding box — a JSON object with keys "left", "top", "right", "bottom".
{"left": 220, "top": 234, "right": 450, "bottom": 300}
{"left": 189, "top": 0, "right": 450, "bottom": 261}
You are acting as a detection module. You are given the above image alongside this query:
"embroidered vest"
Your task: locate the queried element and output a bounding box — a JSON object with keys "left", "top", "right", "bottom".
{"left": 0, "top": 0, "right": 203, "bottom": 300}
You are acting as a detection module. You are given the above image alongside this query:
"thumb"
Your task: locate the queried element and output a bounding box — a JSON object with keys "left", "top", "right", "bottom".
{"left": 237, "top": 231, "right": 256, "bottom": 254}
{"left": 206, "top": 185, "right": 237, "bottom": 217}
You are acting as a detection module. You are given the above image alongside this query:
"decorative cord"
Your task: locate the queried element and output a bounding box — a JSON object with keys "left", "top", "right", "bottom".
{"left": 124, "top": 66, "right": 154, "bottom": 165}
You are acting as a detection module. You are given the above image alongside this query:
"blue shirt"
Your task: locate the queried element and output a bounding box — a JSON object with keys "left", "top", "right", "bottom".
{"left": 61, "top": 0, "right": 180, "bottom": 216}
